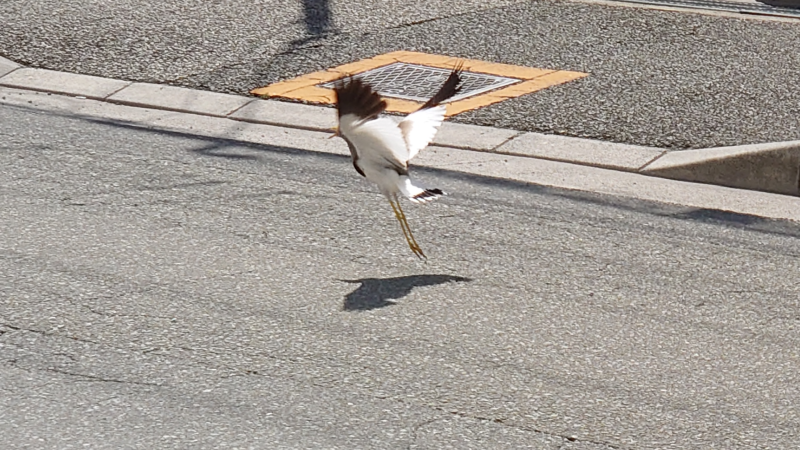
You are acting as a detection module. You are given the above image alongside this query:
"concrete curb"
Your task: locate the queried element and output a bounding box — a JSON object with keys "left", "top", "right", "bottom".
{"left": 0, "top": 67, "right": 132, "bottom": 100}
{"left": 108, "top": 82, "right": 254, "bottom": 117}
{"left": 493, "top": 132, "right": 664, "bottom": 172}
{"left": 230, "top": 98, "right": 336, "bottom": 131}
{"left": 1, "top": 57, "right": 798, "bottom": 197}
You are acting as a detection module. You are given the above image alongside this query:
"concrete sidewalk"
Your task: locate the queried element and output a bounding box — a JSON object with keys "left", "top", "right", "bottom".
{"left": 2, "top": 55, "right": 800, "bottom": 221}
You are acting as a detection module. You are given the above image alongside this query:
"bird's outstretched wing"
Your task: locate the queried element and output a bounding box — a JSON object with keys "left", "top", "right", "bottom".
{"left": 397, "top": 106, "right": 446, "bottom": 161}
{"left": 398, "top": 64, "right": 463, "bottom": 160}
{"left": 333, "top": 77, "right": 386, "bottom": 122}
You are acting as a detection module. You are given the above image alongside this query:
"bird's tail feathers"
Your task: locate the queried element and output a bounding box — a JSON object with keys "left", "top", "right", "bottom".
{"left": 398, "top": 176, "right": 446, "bottom": 203}
{"left": 412, "top": 188, "right": 445, "bottom": 203}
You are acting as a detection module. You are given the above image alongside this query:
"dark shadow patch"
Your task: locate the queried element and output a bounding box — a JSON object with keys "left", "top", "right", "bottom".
{"left": 289, "top": 0, "right": 336, "bottom": 47}
{"left": 190, "top": 141, "right": 259, "bottom": 160}
{"left": 341, "top": 275, "right": 471, "bottom": 311}
{"left": 670, "top": 208, "right": 767, "bottom": 226}
{"left": 301, "top": 0, "right": 333, "bottom": 36}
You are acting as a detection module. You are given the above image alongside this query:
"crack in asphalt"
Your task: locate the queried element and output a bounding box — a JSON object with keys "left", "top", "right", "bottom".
{"left": 384, "top": 392, "right": 626, "bottom": 450}
{"left": 406, "top": 416, "right": 447, "bottom": 450}
{"left": 1, "top": 323, "right": 100, "bottom": 345}
{"left": 4, "top": 317, "right": 624, "bottom": 448}
{"left": 443, "top": 408, "right": 625, "bottom": 450}
{"left": 80, "top": 303, "right": 177, "bottom": 321}
{"left": 38, "top": 366, "right": 161, "bottom": 386}
{"left": 6, "top": 359, "right": 161, "bottom": 387}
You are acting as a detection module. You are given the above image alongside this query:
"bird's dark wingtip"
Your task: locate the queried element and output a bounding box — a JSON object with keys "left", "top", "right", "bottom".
{"left": 333, "top": 76, "right": 387, "bottom": 121}
{"left": 419, "top": 61, "right": 464, "bottom": 110}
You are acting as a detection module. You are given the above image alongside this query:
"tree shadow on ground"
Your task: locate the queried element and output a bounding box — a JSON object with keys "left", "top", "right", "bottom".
{"left": 290, "top": 0, "right": 335, "bottom": 47}
{"left": 341, "top": 275, "right": 472, "bottom": 311}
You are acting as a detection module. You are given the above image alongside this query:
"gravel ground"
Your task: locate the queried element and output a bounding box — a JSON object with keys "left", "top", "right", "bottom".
{"left": 1, "top": 0, "right": 798, "bottom": 148}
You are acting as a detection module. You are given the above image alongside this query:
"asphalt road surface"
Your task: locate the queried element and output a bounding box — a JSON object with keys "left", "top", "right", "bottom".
{"left": 3, "top": 101, "right": 800, "bottom": 449}
{"left": 1, "top": 0, "right": 799, "bottom": 149}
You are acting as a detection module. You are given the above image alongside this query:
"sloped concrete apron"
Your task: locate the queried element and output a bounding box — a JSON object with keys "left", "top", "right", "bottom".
{"left": 642, "top": 141, "right": 800, "bottom": 196}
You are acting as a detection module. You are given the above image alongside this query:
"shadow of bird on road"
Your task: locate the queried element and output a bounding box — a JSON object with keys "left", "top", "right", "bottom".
{"left": 340, "top": 275, "right": 472, "bottom": 311}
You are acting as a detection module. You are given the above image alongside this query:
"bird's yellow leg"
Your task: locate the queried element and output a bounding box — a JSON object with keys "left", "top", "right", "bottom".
{"left": 394, "top": 200, "right": 423, "bottom": 256}
{"left": 388, "top": 199, "right": 414, "bottom": 253}
{"left": 389, "top": 198, "right": 426, "bottom": 259}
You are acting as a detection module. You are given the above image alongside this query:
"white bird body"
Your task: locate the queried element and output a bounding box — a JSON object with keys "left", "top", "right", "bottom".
{"left": 333, "top": 66, "right": 463, "bottom": 258}
{"left": 338, "top": 108, "right": 446, "bottom": 202}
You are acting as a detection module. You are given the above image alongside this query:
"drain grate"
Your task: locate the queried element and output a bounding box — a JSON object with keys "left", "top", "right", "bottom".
{"left": 320, "top": 62, "right": 522, "bottom": 103}
{"left": 617, "top": 0, "right": 800, "bottom": 18}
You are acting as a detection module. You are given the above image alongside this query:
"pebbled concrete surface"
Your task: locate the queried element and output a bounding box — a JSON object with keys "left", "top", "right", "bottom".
{"left": 0, "top": 0, "right": 524, "bottom": 80}
{"left": 1, "top": 0, "right": 799, "bottom": 149}
{"left": 3, "top": 102, "right": 800, "bottom": 449}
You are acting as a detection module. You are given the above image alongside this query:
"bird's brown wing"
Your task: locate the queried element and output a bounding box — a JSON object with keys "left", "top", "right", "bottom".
{"left": 333, "top": 77, "right": 387, "bottom": 121}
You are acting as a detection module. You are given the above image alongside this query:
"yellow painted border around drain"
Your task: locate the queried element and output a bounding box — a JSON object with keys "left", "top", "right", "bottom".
{"left": 251, "top": 51, "right": 588, "bottom": 116}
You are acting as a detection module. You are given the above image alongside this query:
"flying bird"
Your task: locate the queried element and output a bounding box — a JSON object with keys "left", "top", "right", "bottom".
{"left": 332, "top": 64, "right": 463, "bottom": 259}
